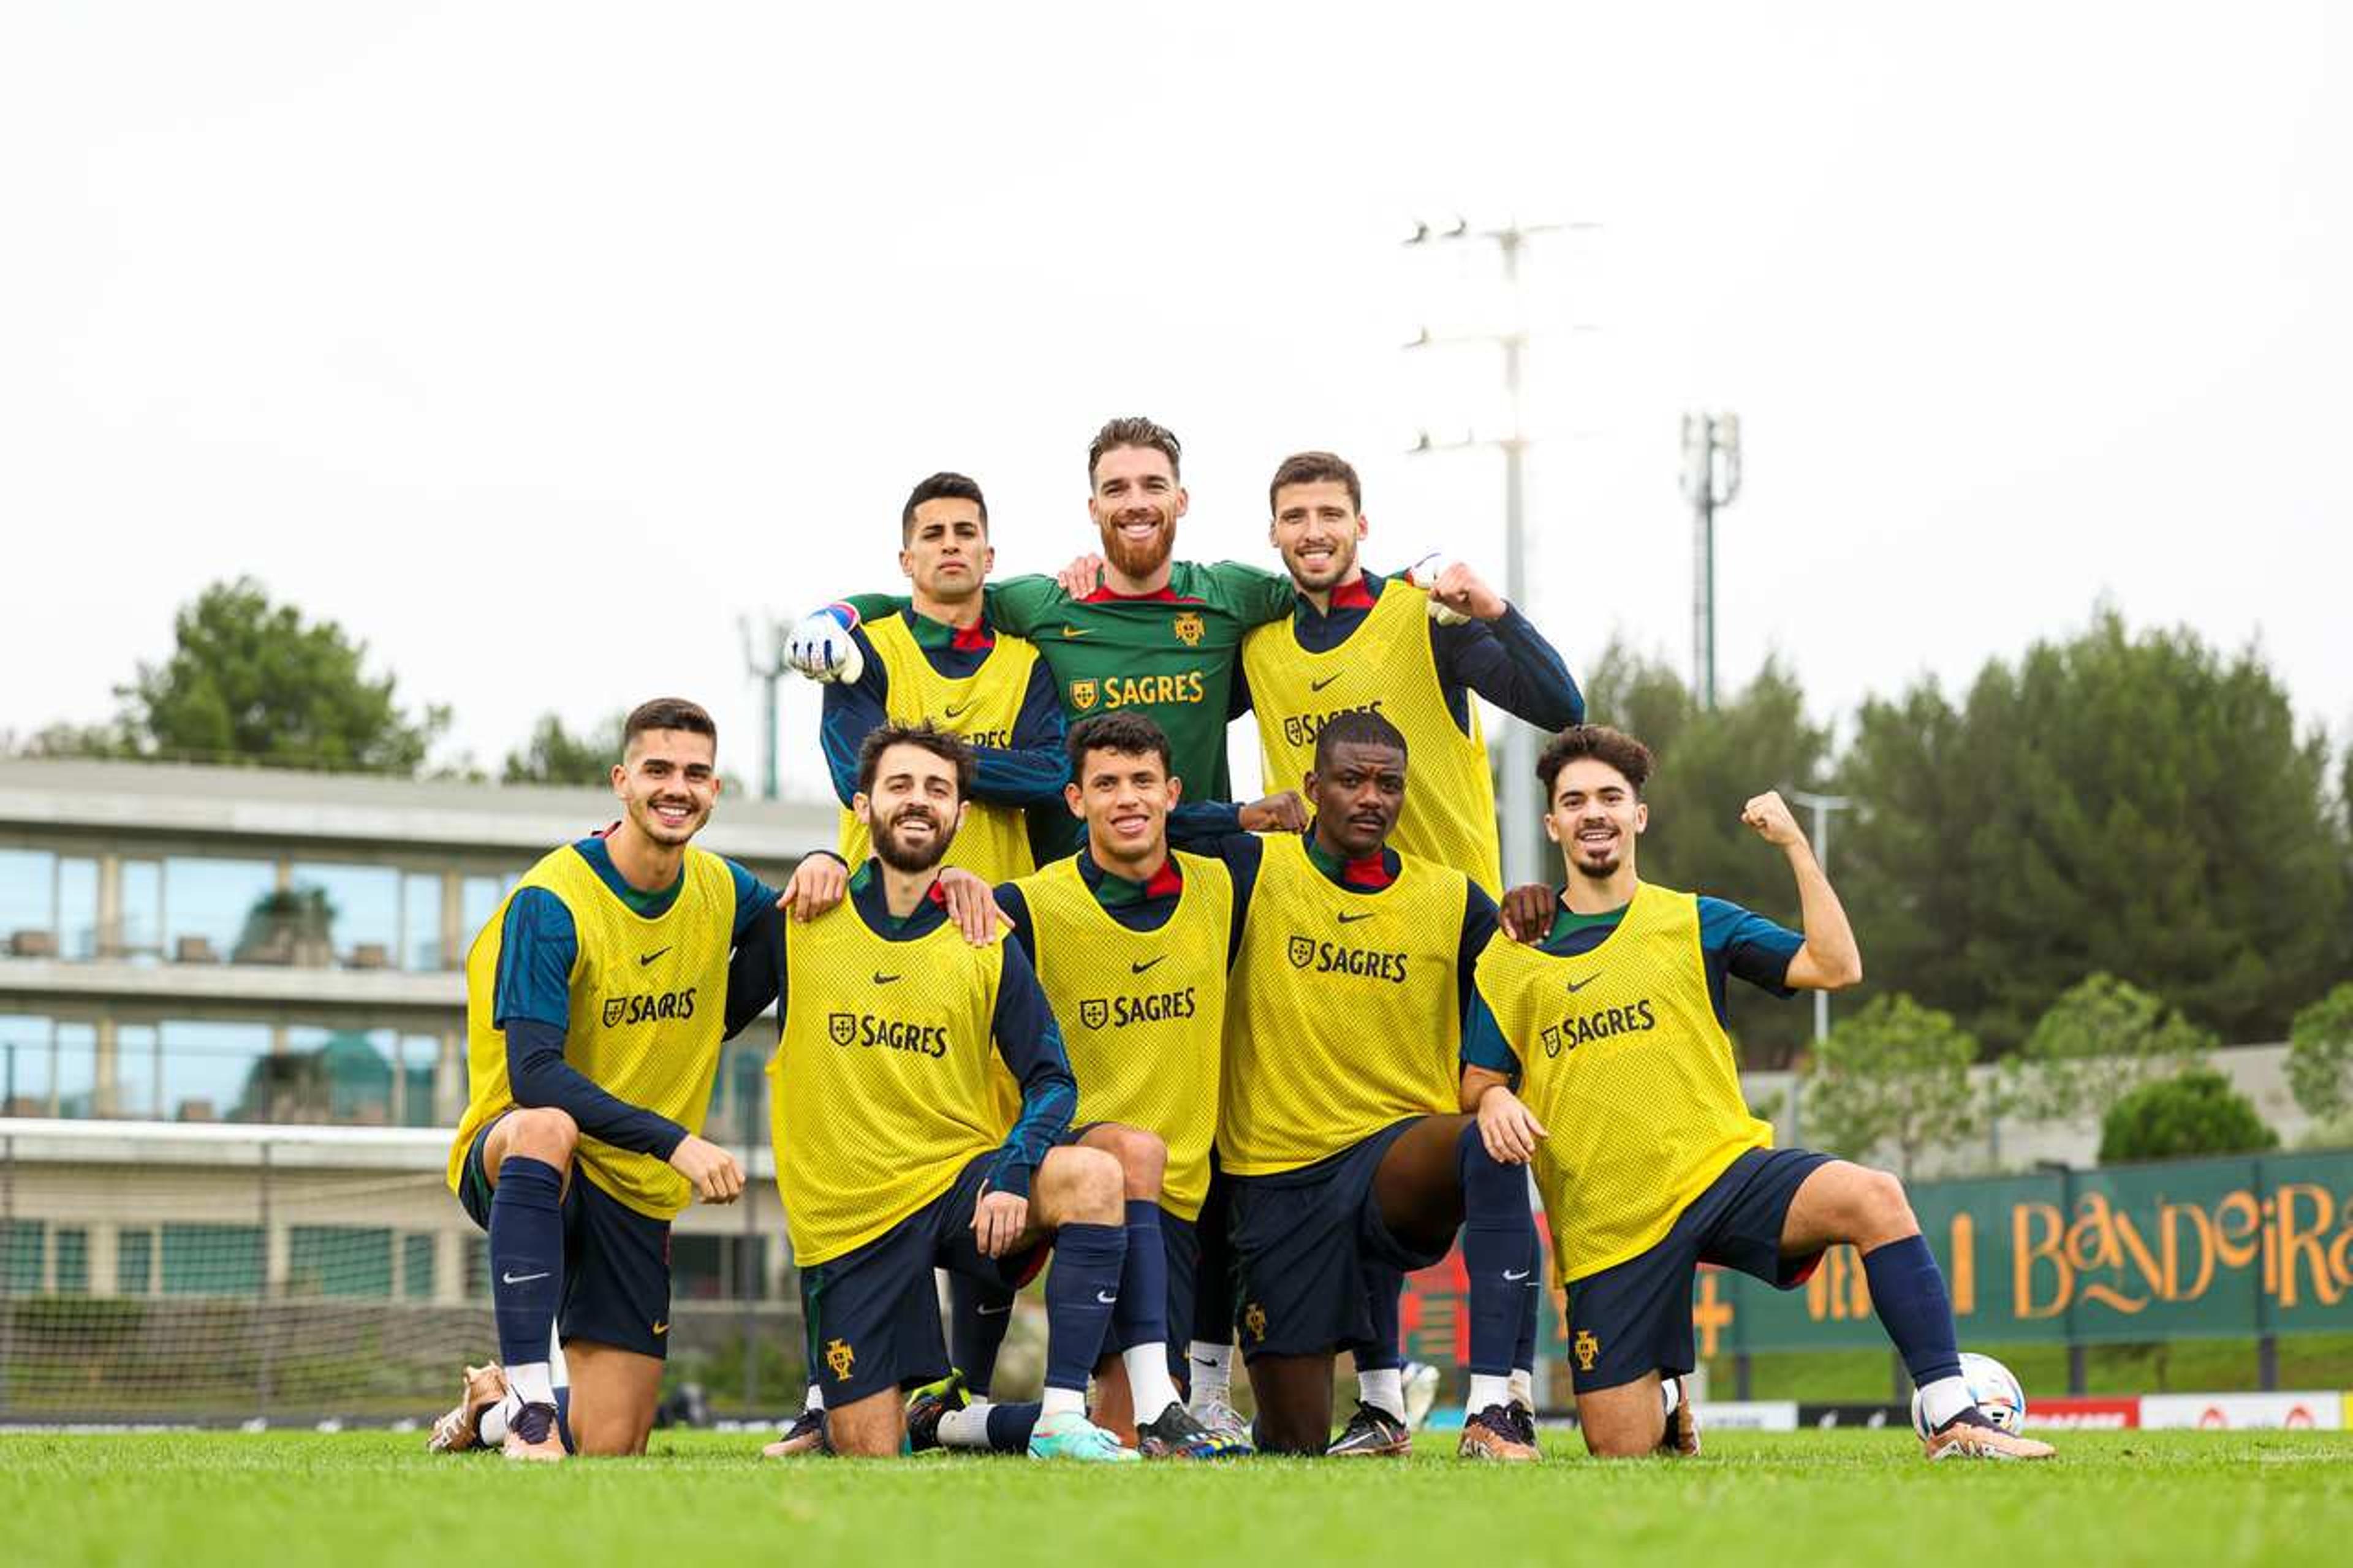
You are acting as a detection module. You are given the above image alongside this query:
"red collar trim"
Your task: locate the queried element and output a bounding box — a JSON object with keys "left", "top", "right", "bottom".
{"left": 1328, "top": 577, "right": 1376, "bottom": 611}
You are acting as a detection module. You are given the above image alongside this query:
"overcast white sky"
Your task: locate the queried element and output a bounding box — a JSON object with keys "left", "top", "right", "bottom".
{"left": 5, "top": 2, "right": 2346, "bottom": 801}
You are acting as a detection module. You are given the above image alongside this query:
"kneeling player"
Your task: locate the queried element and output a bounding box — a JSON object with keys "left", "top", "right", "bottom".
{"left": 1221, "top": 712, "right": 1541, "bottom": 1460}
{"left": 1466, "top": 725, "right": 2055, "bottom": 1461}
{"left": 733, "top": 722, "right": 1158, "bottom": 1460}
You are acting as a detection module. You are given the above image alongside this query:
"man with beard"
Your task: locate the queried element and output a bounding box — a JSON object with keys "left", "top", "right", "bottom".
{"left": 1219, "top": 710, "right": 1542, "bottom": 1460}
{"left": 726, "top": 722, "right": 1174, "bottom": 1461}
{"left": 438, "top": 699, "right": 765, "bottom": 1461}
{"left": 787, "top": 416, "right": 1306, "bottom": 864}
{"left": 1241, "top": 450, "right": 1583, "bottom": 898}
{"left": 1464, "top": 725, "right": 2055, "bottom": 1461}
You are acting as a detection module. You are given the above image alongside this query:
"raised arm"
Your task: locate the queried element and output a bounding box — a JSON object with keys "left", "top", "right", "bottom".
{"left": 1742, "top": 790, "right": 1863, "bottom": 990}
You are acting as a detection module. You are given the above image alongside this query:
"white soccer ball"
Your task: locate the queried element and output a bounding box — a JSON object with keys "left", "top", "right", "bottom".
{"left": 1911, "top": 1351, "right": 2027, "bottom": 1439}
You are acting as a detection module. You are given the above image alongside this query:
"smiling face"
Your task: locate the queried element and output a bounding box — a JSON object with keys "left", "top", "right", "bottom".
{"left": 1066, "top": 743, "right": 1181, "bottom": 871}
{"left": 1269, "top": 479, "right": 1366, "bottom": 593}
{"left": 1088, "top": 444, "right": 1186, "bottom": 581}
{"left": 612, "top": 729, "right": 719, "bottom": 847}
{"left": 1544, "top": 756, "right": 1647, "bottom": 882}
{"left": 901, "top": 495, "right": 991, "bottom": 607}
{"left": 1306, "top": 738, "right": 1408, "bottom": 860}
{"left": 855, "top": 741, "right": 967, "bottom": 873}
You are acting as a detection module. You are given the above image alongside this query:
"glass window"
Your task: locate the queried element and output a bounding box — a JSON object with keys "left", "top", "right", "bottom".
{"left": 464, "top": 1237, "right": 489, "bottom": 1301}
{"left": 672, "top": 1234, "right": 768, "bottom": 1303}
{"left": 57, "top": 857, "right": 97, "bottom": 959}
{"left": 287, "top": 1225, "right": 392, "bottom": 1298}
{"left": 160, "top": 1222, "right": 263, "bottom": 1296}
{"left": 162, "top": 857, "right": 277, "bottom": 964}
{"left": 402, "top": 1233, "right": 436, "bottom": 1301}
{"left": 399, "top": 1032, "right": 438, "bottom": 1128}
{"left": 118, "top": 858, "right": 162, "bottom": 958}
{"left": 159, "top": 1019, "right": 274, "bottom": 1124}
{"left": 55, "top": 1227, "right": 89, "bottom": 1293}
{"left": 282, "top": 1025, "right": 394, "bottom": 1126}
{"left": 115, "top": 1022, "right": 159, "bottom": 1119}
{"left": 401, "top": 872, "right": 444, "bottom": 970}
{"left": 53, "top": 1020, "right": 96, "bottom": 1118}
{"left": 0, "top": 849, "right": 56, "bottom": 950}
{"left": 0, "top": 1012, "right": 50, "bottom": 1116}
{"left": 460, "top": 874, "right": 511, "bottom": 950}
{"left": 290, "top": 862, "right": 401, "bottom": 968}
{"left": 117, "top": 1227, "right": 155, "bottom": 1294}
{"left": 4, "top": 1220, "right": 39, "bottom": 1292}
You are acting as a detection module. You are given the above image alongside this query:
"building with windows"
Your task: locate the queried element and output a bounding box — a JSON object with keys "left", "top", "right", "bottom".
{"left": 0, "top": 757, "right": 830, "bottom": 1369}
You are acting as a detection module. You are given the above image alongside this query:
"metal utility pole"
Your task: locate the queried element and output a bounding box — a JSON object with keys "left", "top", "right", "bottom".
{"left": 1403, "top": 215, "right": 1593, "bottom": 887}
{"left": 740, "top": 616, "right": 790, "bottom": 801}
{"left": 1680, "top": 412, "right": 1742, "bottom": 710}
{"left": 1784, "top": 788, "right": 1852, "bottom": 1044}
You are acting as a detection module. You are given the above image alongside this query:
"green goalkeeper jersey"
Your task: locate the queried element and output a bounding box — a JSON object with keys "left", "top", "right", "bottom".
{"left": 846, "top": 561, "right": 1292, "bottom": 859}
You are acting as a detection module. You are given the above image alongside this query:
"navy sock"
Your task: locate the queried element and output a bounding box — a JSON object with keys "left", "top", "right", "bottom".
{"left": 1512, "top": 1230, "right": 1540, "bottom": 1375}
{"left": 987, "top": 1401, "right": 1042, "bottom": 1452}
{"left": 1110, "top": 1200, "right": 1170, "bottom": 1354}
{"left": 948, "top": 1272, "right": 1016, "bottom": 1398}
{"left": 488, "top": 1156, "right": 564, "bottom": 1371}
{"left": 1458, "top": 1123, "right": 1534, "bottom": 1377}
{"left": 1044, "top": 1221, "right": 1126, "bottom": 1393}
{"left": 1346, "top": 1263, "right": 1404, "bottom": 1372}
{"left": 1862, "top": 1234, "right": 1965, "bottom": 1387}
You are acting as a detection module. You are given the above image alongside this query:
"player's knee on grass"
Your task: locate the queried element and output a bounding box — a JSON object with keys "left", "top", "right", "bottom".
{"left": 1084, "top": 1123, "right": 1167, "bottom": 1201}
{"left": 1040, "top": 1144, "right": 1125, "bottom": 1225}
{"left": 826, "top": 1388, "right": 907, "bottom": 1457}
{"left": 1576, "top": 1378, "right": 1667, "bottom": 1458}
{"left": 493, "top": 1107, "right": 579, "bottom": 1171}
{"left": 1248, "top": 1354, "right": 1336, "bottom": 1455}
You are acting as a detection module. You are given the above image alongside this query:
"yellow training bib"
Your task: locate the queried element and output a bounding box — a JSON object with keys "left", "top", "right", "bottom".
{"left": 1220, "top": 835, "right": 1468, "bottom": 1175}
{"left": 770, "top": 900, "right": 1010, "bottom": 1266}
{"left": 1243, "top": 581, "right": 1502, "bottom": 896}
{"left": 1015, "top": 852, "right": 1230, "bottom": 1221}
{"left": 839, "top": 612, "right": 1039, "bottom": 883}
{"left": 1472, "top": 882, "right": 1772, "bottom": 1284}
{"left": 449, "top": 845, "right": 736, "bottom": 1221}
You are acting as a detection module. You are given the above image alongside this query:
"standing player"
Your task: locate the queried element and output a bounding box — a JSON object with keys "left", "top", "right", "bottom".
{"left": 1219, "top": 711, "right": 1542, "bottom": 1460}
{"left": 1464, "top": 725, "right": 2056, "bottom": 1460}
{"left": 787, "top": 415, "right": 1308, "bottom": 861}
{"left": 438, "top": 699, "right": 765, "bottom": 1461}
{"left": 1241, "top": 450, "right": 1583, "bottom": 897}
{"left": 729, "top": 722, "right": 1165, "bottom": 1461}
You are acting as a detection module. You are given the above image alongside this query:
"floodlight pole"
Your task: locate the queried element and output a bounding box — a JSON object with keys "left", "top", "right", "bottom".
{"left": 740, "top": 618, "right": 790, "bottom": 801}
{"left": 1784, "top": 789, "right": 1853, "bottom": 1045}
{"left": 1680, "top": 413, "right": 1743, "bottom": 710}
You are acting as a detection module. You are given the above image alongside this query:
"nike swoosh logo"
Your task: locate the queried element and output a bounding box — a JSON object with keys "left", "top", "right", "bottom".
{"left": 1061, "top": 626, "right": 1092, "bottom": 638}
{"left": 976, "top": 1302, "right": 1013, "bottom": 1316}
{"left": 1131, "top": 955, "right": 1167, "bottom": 974}
{"left": 1566, "top": 975, "right": 1596, "bottom": 993}
{"left": 638, "top": 947, "right": 671, "bottom": 966}
{"left": 651, "top": 1320, "right": 670, "bottom": 1336}
{"left": 501, "top": 1271, "right": 549, "bottom": 1286}
{"left": 1336, "top": 911, "right": 1373, "bottom": 924}
{"left": 1309, "top": 673, "right": 1343, "bottom": 692}
{"left": 1096, "top": 1290, "right": 1119, "bottom": 1305}
{"left": 1504, "top": 1270, "right": 1531, "bottom": 1282}
{"left": 873, "top": 972, "right": 902, "bottom": 985}
{"left": 944, "top": 702, "right": 972, "bottom": 719}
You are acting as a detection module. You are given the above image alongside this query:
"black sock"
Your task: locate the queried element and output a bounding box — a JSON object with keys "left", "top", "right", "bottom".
{"left": 488, "top": 1156, "right": 564, "bottom": 1371}
{"left": 1458, "top": 1123, "right": 1533, "bottom": 1377}
{"left": 1512, "top": 1229, "right": 1540, "bottom": 1384}
{"left": 1043, "top": 1221, "right": 1126, "bottom": 1395}
{"left": 948, "top": 1272, "right": 1016, "bottom": 1398}
{"left": 1110, "top": 1199, "right": 1170, "bottom": 1353}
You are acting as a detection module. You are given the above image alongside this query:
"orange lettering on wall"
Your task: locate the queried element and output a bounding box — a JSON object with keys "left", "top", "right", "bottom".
{"left": 2262, "top": 1196, "right": 2279, "bottom": 1297}
{"left": 2160, "top": 1201, "right": 2218, "bottom": 1303}
{"left": 2014, "top": 1203, "right": 2069, "bottom": 1320}
{"left": 1949, "top": 1212, "right": 1976, "bottom": 1316}
{"left": 2273, "top": 1185, "right": 2344, "bottom": 1311}
{"left": 1805, "top": 1246, "right": 1871, "bottom": 1322}
{"left": 2213, "top": 1191, "right": 2260, "bottom": 1271}
{"left": 2067, "top": 1194, "right": 2150, "bottom": 1314}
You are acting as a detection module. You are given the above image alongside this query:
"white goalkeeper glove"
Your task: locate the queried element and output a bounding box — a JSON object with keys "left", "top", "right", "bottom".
{"left": 787, "top": 607, "right": 865, "bottom": 684}
{"left": 1403, "top": 554, "right": 1472, "bottom": 624}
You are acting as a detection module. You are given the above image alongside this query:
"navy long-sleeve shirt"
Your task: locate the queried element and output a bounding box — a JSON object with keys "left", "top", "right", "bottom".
{"left": 722, "top": 862, "right": 1077, "bottom": 1200}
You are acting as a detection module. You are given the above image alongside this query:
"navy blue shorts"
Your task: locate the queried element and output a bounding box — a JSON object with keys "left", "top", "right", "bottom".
{"left": 1563, "top": 1145, "right": 1833, "bottom": 1393}
{"left": 460, "top": 1114, "right": 673, "bottom": 1361}
{"left": 1227, "top": 1118, "right": 1444, "bottom": 1362}
{"left": 798, "top": 1151, "right": 1048, "bottom": 1407}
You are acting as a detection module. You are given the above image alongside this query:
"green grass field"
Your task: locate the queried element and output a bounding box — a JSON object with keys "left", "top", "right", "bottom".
{"left": 4, "top": 1430, "right": 2347, "bottom": 1568}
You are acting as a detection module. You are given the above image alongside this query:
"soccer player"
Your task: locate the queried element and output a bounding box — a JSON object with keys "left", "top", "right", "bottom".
{"left": 1219, "top": 710, "right": 1542, "bottom": 1460}
{"left": 727, "top": 722, "right": 1167, "bottom": 1461}
{"left": 1241, "top": 450, "right": 1583, "bottom": 898}
{"left": 1463, "top": 725, "right": 2056, "bottom": 1461}
{"left": 439, "top": 699, "right": 770, "bottom": 1461}
{"left": 787, "top": 415, "right": 1308, "bottom": 862}
{"left": 911, "top": 712, "right": 1251, "bottom": 1460}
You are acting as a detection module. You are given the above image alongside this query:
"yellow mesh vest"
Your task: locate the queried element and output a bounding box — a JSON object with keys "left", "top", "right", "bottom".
{"left": 768, "top": 900, "right": 1009, "bottom": 1266}
{"left": 1014, "top": 851, "right": 1230, "bottom": 1221}
{"left": 1242, "top": 581, "right": 1503, "bottom": 896}
{"left": 1471, "top": 882, "right": 1772, "bottom": 1284}
{"left": 448, "top": 845, "right": 736, "bottom": 1221}
{"left": 838, "top": 612, "right": 1040, "bottom": 882}
{"left": 1219, "top": 835, "right": 1466, "bottom": 1175}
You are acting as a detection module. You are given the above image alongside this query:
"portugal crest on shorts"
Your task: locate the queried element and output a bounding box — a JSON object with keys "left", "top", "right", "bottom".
{"left": 1573, "top": 1329, "right": 1599, "bottom": 1373}
{"left": 1080, "top": 998, "right": 1110, "bottom": 1030}
{"left": 1542, "top": 1025, "right": 1563, "bottom": 1059}
{"left": 1244, "top": 1302, "right": 1268, "bottom": 1343}
{"left": 828, "top": 1012, "right": 857, "bottom": 1046}
{"left": 826, "top": 1337, "right": 856, "bottom": 1379}
{"left": 1287, "top": 934, "right": 1316, "bottom": 970}
{"left": 1172, "top": 611, "right": 1205, "bottom": 647}
{"left": 1070, "top": 679, "right": 1099, "bottom": 712}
